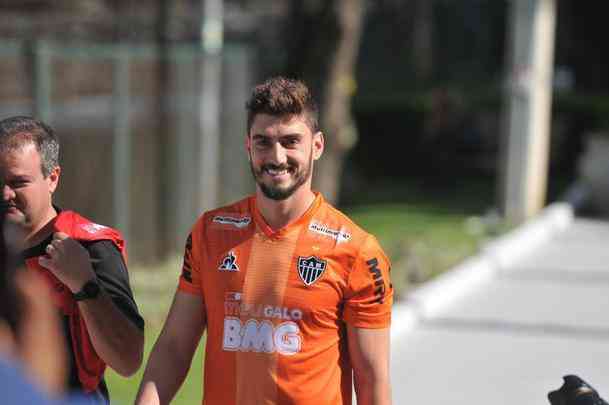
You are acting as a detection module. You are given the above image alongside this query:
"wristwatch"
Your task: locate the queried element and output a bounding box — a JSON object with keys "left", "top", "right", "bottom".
{"left": 74, "top": 279, "right": 101, "bottom": 301}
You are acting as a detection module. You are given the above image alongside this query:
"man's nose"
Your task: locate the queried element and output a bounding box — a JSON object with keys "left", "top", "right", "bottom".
{"left": 2, "top": 184, "right": 15, "bottom": 201}
{"left": 269, "top": 142, "right": 287, "bottom": 165}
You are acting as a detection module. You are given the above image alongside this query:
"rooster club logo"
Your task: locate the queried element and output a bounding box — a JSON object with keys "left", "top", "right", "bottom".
{"left": 297, "top": 256, "right": 327, "bottom": 286}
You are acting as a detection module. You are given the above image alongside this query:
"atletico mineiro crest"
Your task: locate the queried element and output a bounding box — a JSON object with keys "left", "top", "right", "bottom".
{"left": 297, "top": 256, "right": 327, "bottom": 286}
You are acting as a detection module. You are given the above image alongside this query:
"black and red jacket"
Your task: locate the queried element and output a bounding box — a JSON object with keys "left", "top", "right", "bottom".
{"left": 23, "top": 210, "right": 139, "bottom": 400}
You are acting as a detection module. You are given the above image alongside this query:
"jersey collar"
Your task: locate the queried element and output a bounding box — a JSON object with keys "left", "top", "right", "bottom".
{"left": 250, "top": 192, "right": 323, "bottom": 238}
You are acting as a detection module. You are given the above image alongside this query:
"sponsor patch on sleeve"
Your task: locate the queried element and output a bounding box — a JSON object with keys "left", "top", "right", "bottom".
{"left": 181, "top": 233, "right": 193, "bottom": 283}
{"left": 366, "top": 257, "right": 386, "bottom": 304}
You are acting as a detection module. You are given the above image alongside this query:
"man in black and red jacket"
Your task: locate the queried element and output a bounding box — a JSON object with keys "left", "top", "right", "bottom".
{"left": 0, "top": 116, "right": 144, "bottom": 404}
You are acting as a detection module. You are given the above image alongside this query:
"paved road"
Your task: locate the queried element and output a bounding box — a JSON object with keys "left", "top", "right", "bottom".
{"left": 391, "top": 218, "right": 609, "bottom": 405}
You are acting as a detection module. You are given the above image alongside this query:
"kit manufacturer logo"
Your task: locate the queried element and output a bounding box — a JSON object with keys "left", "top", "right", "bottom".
{"left": 219, "top": 251, "right": 239, "bottom": 272}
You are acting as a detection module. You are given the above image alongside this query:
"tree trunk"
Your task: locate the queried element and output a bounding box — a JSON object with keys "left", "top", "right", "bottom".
{"left": 314, "top": 0, "right": 363, "bottom": 205}
{"left": 411, "top": 0, "right": 434, "bottom": 82}
{"left": 285, "top": 0, "right": 365, "bottom": 205}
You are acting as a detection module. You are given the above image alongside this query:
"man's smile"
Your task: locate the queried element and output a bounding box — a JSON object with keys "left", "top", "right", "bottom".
{"left": 262, "top": 165, "right": 296, "bottom": 181}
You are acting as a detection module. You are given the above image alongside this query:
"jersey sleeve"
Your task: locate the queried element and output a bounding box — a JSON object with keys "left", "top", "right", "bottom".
{"left": 178, "top": 229, "right": 202, "bottom": 295}
{"left": 343, "top": 235, "right": 393, "bottom": 328}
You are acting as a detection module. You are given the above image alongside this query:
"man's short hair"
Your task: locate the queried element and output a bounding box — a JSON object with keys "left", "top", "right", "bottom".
{"left": 0, "top": 116, "right": 59, "bottom": 177}
{"left": 246, "top": 77, "right": 319, "bottom": 134}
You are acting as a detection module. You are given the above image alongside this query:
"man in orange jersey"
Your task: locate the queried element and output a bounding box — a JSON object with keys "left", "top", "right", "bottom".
{"left": 137, "top": 77, "right": 393, "bottom": 405}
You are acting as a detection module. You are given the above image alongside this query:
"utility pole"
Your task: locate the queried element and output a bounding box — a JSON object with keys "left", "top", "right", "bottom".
{"left": 198, "top": 0, "right": 223, "bottom": 212}
{"left": 501, "top": 0, "right": 556, "bottom": 223}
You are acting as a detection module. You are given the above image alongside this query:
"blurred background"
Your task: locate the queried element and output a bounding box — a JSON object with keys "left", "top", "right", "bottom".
{"left": 1, "top": 0, "right": 608, "bottom": 403}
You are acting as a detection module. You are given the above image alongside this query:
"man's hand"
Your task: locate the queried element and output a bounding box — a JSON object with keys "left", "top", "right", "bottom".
{"left": 40, "top": 233, "right": 145, "bottom": 376}
{"left": 139, "top": 382, "right": 161, "bottom": 405}
{"left": 38, "top": 232, "right": 96, "bottom": 293}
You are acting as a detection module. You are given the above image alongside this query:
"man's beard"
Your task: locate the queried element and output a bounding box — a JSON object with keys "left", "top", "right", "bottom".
{"left": 249, "top": 152, "right": 313, "bottom": 201}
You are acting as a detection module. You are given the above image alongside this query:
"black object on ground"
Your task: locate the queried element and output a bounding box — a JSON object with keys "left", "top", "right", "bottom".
{"left": 548, "top": 375, "right": 608, "bottom": 405}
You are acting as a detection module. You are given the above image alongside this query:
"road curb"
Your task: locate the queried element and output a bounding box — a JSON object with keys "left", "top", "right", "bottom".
{"left": 390, "top": 202, "right": 574, "bottom": 341}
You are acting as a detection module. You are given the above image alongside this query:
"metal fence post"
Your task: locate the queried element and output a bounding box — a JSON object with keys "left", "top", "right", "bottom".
{"left": 33, "top": 39, "right": 52, "bottom": 123}
{"left": 113, "top": 45, "right": 132, "bottom": 244}
{"left": 198, "top": 0, "right": 223, "bottom": 213}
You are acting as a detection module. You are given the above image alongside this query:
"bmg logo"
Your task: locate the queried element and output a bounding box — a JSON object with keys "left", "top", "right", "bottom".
{"left": 222, "top": 318, "right": 302, "bottom": 355}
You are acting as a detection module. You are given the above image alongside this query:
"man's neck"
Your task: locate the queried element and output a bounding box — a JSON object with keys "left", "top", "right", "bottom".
{"left": 256, "top": 187, "right": 316, "bottom": 231}
{"left": 23, "top": 207, "right": 58, "bottom": 248}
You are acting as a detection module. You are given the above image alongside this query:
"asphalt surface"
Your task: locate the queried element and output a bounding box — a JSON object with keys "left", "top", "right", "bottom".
{"left": 390, "top": 217, "right": 609, "bottom": 405}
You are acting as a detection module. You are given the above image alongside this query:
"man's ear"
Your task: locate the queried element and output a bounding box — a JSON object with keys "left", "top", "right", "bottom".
{"left": 312, "top": 131, "right": 324, "bottom": 161}
{"left": 47, "top": 166, "right": 61, "bottom": 194}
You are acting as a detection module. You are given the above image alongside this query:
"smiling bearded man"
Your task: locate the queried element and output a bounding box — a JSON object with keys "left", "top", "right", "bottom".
{"left": 137, "top": 77, "right": 394, "bottom": 405}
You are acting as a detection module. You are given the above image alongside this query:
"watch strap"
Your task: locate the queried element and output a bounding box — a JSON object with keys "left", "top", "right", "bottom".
{"left": 74, "top": 279, "right": 101, "bottom": 301}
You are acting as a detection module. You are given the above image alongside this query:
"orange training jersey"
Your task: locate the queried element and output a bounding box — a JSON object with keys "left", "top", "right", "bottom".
{"left": 178, "top": 193, "right": 393, "bottom": 405}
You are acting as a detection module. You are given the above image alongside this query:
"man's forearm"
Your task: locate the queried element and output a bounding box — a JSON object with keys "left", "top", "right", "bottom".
{"left": 136, "top": 336, "right": 196, "bottom": 405}
{"left": 78, "top": 291, "right": 144, "bottom": 376}
{"left": 348, "top": 326, "right": 392, "bottom": 405}
{"left": 136, "top": 291, "right": 205, "bottom": 405}
{"left": 354, "top": 375, "right": 392, "bottom": 405}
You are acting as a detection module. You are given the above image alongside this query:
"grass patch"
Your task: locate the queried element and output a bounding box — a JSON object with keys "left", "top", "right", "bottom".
{"left": 106, "top": 258, "right": 205, "bottom": 405}
{"left": 105, "top": 327, "right": 204, "bottom": 405}
{"left": 344, "top": 201, "right": 505, "bottom": 299}
{"left": 341, "top": 177, "right": 509, "bottom": 298}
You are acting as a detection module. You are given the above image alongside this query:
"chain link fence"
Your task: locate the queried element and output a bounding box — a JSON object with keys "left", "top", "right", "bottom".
{"left": 0, "top": 39, "right": 254, "bottom": 263}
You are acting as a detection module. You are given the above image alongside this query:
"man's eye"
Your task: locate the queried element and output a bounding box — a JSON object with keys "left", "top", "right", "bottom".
{"left": 282, "top": 138, "right": 299, "bottom": 148}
